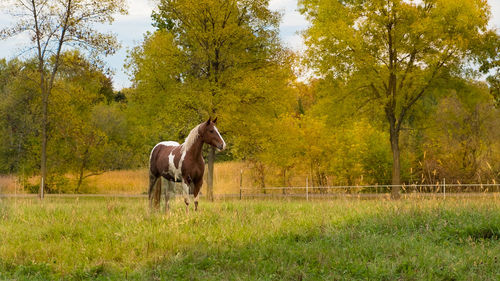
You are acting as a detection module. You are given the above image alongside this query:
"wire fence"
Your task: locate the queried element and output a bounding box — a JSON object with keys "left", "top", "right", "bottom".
{"left": 1, "top": 181, "right": 499, "bottom": 200}
{"left": 238, "top": 182, "right": 500, "bottom": 200}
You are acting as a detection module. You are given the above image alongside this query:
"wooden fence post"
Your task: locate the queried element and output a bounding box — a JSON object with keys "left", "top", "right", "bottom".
{"left": 239, "top": 169, "right": 243, "bottom": 200}
{"left": 443, "top": 178, "right": 446, "bottom": 199}
{"left": 306, "top": 177, "right": 309, "bottom": 201}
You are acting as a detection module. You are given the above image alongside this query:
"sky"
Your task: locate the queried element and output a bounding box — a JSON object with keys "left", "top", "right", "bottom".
{"left": 0, "top": 0, "right": 499, "bottom": 90}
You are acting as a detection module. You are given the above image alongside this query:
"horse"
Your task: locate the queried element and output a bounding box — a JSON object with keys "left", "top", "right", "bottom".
{"left": 148, "top": 117, "right": 226, "bottom": 212}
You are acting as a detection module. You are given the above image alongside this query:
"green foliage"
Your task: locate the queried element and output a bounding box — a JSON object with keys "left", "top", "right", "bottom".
{"left": 407, "top": 79, "right": 500, "bottom": 183}
{"left": 127, "top": 0, "right": 295, "bottom": 166}
{"left": 0, "top": 53, "right": 135, "bottom": 192}
{"left": 126, "top": 30, "right": 193, "bottom": 148}
{"left": 1, "top": 0, "right": 498, "bottom": 190}
{"left": 0, "top": 58, "right": 41, "bottom": 174}
{"left": 299, "top": 0, "right": 500, "bottom": 186}
{"left": 487, "top": 73, "right": 500, "bottom": 107}
{"left": 0, "top": 198, "right": 499, "bottom": 280}
{"left": 1, "top": 0, "right": 128, "bottom": 195}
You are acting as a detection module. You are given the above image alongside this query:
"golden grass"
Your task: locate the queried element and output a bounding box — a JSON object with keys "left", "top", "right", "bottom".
{"left": 204, "top": 161, "right": 250, "bottom": 194}
{"left": 86, "top": 161, "right": 250, "bottom": 194}
{"left": 83, "top": 169, "right": 149, "bottom": 194}
{"left": 0, "top": 175, "right": 17, "bottom": 193}
{"left": 0, "top": 162, "right": 259, "bottom": 194}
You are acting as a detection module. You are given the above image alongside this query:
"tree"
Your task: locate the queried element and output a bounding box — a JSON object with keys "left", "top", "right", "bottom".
{"left": 1, "top": 0, "right": 126, "bottom": 198}
{"left": 487, "top": 73, "right": 500, "bottom": 107}
{"left": 133, "top": 0, "right": 292, "bottom": 200}
{"left": 0, "top": 58, "right": 40, "bottom": 175}
{"left": 126, "top": 30, "right": 191, "bottom": 147}
{"left": 409, "top": 78, "right": 499, "bottom": 184}
{"left": 300, "top": 0, "right": 499, "bottom": 198}
{"left": 0, "top": 54, "right": 133, "bottom": 193}
{"left": 50, "top": 51, "right": 131, "bottom": 192}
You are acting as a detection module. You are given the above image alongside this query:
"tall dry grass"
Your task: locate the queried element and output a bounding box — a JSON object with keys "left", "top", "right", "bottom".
{"left": 0, "top": 175, "right": 17, "bottom": 193}
{"left": 83, "top": 169, "right": 149, "bottom": 194}
{"left": 86, "top": 161, "right": 250, "bottom": 194}
{"left": 86, "top": 161, "right": 309, "bottom": 194}
{"left": 0, "top": 162, "right": 263, "bottom": 194}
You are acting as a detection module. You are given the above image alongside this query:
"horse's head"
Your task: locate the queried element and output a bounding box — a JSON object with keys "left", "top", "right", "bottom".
{"left": 200, "top": 117, "right": 226, "bottom": 151}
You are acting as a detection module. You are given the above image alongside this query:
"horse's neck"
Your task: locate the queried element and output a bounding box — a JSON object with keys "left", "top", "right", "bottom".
{"left": 184, "top": 136, "right": 203, "bottom": 160}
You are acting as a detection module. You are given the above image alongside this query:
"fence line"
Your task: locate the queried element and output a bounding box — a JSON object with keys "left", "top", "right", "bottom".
{"left": 240, "top": 183, "right": 500, "bottom": 190}
{"left": 1, "top": 183, "right": 499, "bottom": 200}
{"left": 239, "top": 182, "right": 500, "bottom": 200}
{"left": 1, "top": 192, "right": 499, "bottom": 200}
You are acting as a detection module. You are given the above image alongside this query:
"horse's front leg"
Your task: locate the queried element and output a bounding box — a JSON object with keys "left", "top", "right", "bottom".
{"left": 181, "top": 180, "right": 190, "bottom": 214}
{"left": 193, "top": 180, "right": 203, "bottom": 211}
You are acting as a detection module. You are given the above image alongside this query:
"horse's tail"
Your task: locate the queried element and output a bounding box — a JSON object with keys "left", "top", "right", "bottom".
{"left": 148, "top": 145, "right": 158, "bottom": 200}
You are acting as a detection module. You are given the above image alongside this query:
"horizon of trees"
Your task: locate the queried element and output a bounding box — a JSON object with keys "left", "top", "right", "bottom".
{"left": 0, "top": 0, "right": 499, "bottom": 195}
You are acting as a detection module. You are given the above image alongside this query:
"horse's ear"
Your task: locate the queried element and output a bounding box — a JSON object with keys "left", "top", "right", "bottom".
{"left": 206, "top": 117, "right": 211, "bottom": 125}
{"left": 213, "top": 117, "right": 217, "bottom": 123}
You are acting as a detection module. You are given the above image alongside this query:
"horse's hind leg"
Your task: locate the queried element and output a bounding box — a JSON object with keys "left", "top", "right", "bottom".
{"left": 164, "top": 180, "right": 173, "bottom": 213}
{"left": 148, "top": 173, "right": 159, "bottom": 210}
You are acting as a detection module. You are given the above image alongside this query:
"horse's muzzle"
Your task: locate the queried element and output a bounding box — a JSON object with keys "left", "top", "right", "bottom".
{"left": 217, "top": 143, "right": 226, "bottom": 151}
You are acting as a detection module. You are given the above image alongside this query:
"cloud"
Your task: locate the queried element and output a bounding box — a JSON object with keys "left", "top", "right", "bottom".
{"left": 281, "top": 10, "right": 309, "bottom": 28}
{"left": 283, "top": 33, "right": 306, "bottom": 52}
{"left": 270, "top": 0, "right": 308, "bottom": 28}
{"left": 489, "top": 1, "right": 500, "bottom": 29}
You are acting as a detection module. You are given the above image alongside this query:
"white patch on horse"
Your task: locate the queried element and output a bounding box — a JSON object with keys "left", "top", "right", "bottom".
{"left": 150, "top": 141, "right": 180, "bottom": 161}
{"left": 214, "top": 126, "right": 226, "bottom": 150}
{"left": 165, "top": 124, "right": 199, "bottom": 181}
{"left": 182, "top": 181, "right": 190, "bottom": 197}
{"left": 168, "top": 150, "right": 184, "bottom": 181}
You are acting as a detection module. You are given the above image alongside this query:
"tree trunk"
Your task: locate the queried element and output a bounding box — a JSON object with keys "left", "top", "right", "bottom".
{"left": 77, "top": 164, "right": 84, "bottom": 192}
{"left": 390, "top": 125, "right": 401, "bottom": 199}
{"left": 207, "top": 146, "right": 215, "bottom": 201}
{"left": 76, "top": 148, "right": 89, "bottom": 193}
{"left": 40, "top": 90, "right": 48, "bottom": 199}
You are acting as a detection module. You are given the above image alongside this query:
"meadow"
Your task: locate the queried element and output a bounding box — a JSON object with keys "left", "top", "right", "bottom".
{"left": 0, "top": 196, "right": 499, "bottom": 280}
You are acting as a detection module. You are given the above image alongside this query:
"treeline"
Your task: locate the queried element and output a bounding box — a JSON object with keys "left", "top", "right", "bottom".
{"left": 0, "top": 0, "right": 499, "bottom": 194}
{"left": 0, "top": 54, "right": 136, "bottom": 192}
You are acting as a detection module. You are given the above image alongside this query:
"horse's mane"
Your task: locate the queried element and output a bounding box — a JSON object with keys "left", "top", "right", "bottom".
{"left": 182, "top": 123, "right": 201, "bottom": 153}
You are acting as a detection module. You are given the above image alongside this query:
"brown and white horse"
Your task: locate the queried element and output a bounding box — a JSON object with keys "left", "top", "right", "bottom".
{"left": 149, "top": 118, "right": 226, "bottom": 212}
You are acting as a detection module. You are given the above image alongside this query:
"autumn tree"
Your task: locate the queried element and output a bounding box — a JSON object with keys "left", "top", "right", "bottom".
{"left": 0, "top": 58, "right": 40, "bottom": 175}
{"left": 487, "top": 73, "right": 500, "bottom": 107}
{"left": 407, "top": 78, "right": 500, "bottom": 184}
{"left": 126, "top": 31, "right": 190, "bottom": 147}
{"left": 51, "top": 51, "right": 132, "bottom": 192}
{"left": 131, "top": 0, "right": 293, "bottom": 200}
{"left": 300, "top": 0, "right": 499, "bottom": 198}
{"left": 0, "top": 0, "right": 126, "bottom": 198}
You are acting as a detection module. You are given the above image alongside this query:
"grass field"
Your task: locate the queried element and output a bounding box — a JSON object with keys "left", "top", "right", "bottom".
{"left": 0, "top": 197, "right": 499, "bottom": 280}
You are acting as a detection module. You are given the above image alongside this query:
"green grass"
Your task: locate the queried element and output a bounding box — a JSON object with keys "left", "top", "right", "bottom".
{"left": 0, "top": 197, "right": 499, "bottom": 280}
